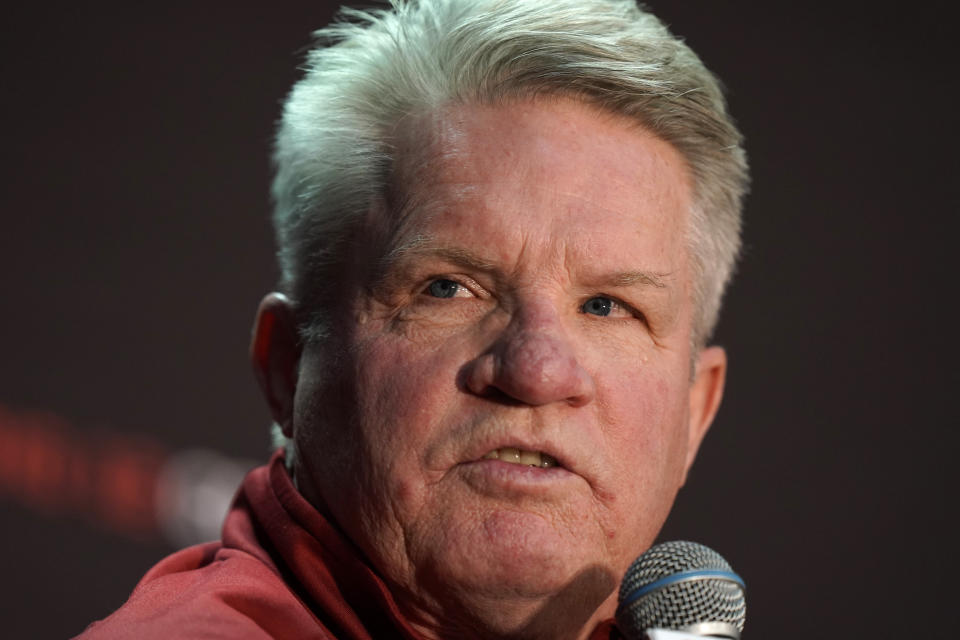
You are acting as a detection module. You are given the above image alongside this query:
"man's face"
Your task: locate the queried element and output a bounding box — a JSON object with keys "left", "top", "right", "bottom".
{"left": 287, "top": 97, "right": 722, "bottom": 636}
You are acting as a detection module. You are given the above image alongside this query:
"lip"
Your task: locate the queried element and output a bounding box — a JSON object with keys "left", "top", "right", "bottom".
{"left": 455, "top": 437, "right": 580, "bottom": 497}
{"left": 456, "top": 458, "right": 578, "bottom": 497}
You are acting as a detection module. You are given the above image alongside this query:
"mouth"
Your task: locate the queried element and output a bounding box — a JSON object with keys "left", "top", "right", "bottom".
{"left": 480, "top": 447, "right": 559, "bottom": 469}
{"left": 458, "top": 444, "right": 573, "bottom": 497}
{"left": 455, "top": 441, "right": 577, "bottom": 497}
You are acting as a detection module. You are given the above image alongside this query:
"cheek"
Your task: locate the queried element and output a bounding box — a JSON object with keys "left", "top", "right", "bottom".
{"left": 358, "top": 339, "right": 440, "bottom": 418}
{"left": 295, "top": 335, "right": 465, "bottom": 576}
{"left": 604, "top": 372, "right": 685, "bottom": 443}
{"left": 600, "top": 373, "right": 690, "bottom": 528}
{"left": 341, "top": 334, "right": 477, "bottom": 578}
{"left": 351, "top": 333, "right": 463, "bottom": 475}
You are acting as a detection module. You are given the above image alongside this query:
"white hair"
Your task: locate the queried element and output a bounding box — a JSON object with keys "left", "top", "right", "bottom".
{"left": 274, "top": 0, "right": 748, "bottom": 347}
{"left": 270, "top": 0, "right": 749, "bottom": 459}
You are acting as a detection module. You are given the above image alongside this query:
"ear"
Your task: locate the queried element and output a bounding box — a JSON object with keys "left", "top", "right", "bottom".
{"left": 681, "top": 345, "right": 727, "bottom": 485}
{"left": 250, "top": 292, "right": 301, "bottom": 437}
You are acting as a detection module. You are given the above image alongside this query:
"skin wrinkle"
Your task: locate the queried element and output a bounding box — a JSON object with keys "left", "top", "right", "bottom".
{"left": 385, "top": 99, "right": 686, "bottom": 311}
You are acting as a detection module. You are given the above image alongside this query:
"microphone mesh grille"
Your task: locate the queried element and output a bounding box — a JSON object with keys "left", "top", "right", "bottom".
{"left": 617, "top": 540, "right": 745, "bottom": 634}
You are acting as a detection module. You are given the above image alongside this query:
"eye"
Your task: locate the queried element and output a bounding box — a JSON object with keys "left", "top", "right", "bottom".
{"left": 426, "top": 278, "right": 464, "bottom": 299}
{"left": 581, "top": 296, "right": 616, "bottom": 316}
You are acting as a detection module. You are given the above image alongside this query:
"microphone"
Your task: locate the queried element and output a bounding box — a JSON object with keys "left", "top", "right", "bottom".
{"left": 615, "top": 541, "right": 746, "bottom": 640}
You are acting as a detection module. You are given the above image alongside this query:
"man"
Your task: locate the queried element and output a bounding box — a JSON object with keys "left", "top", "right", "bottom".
{"left": 79, "top": 0, "right": 747, "bottom": 638}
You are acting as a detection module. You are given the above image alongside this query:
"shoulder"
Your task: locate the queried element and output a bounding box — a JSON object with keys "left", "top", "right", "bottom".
{"left": 75, "top": 542, "right": 332, "bottom": 640}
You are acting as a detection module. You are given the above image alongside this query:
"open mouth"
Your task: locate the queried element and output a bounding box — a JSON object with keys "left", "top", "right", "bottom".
{"left": 481, "top": 447, "right": 559, "bottom": 468}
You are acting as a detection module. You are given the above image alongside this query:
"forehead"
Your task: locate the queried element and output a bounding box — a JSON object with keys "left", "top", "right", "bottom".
{"left": 384, "top": 97, "right": 692, "bottom": 279}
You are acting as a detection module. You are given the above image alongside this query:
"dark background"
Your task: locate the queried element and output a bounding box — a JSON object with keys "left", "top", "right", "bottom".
{"left": 1, "top": 2, "right": 955, "bottom": 638}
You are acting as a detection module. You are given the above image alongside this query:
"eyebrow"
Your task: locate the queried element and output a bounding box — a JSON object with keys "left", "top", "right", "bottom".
{"left": 382, "top": 237, "right": 494, "bottom": 272}
{"left": 384, "top": 241, "right": 671, "bottom": 290}
{"left": 408, "top": 245, "right": 496, "bottom": 270}
{"left": 605, "top": 270, "right": 669, "bottom": 289}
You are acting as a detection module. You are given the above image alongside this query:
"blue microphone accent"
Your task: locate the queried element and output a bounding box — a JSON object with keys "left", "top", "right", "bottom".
{"left": 618, "top": 569, "right": 745, "bottom": 611}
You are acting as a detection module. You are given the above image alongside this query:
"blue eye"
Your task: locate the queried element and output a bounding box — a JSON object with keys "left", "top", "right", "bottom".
{"left": 581, "top": 297, "right": 613, "bottom": 316}
{"left": 427, "top": 279, "right": 460, "bottom": 298}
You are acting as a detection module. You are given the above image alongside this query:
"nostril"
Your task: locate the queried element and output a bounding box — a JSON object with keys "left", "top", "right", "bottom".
{"left": 563, "top": 370, "right": 595, "bottom": 407}
{"left": 461, "top": 352, "right": 496, "bottom": 396}
{"left": 476, "top": 386, "right": 525, "bottom": 406}
{"left": 459, "top": 357, "right": 528, "bottom": 406}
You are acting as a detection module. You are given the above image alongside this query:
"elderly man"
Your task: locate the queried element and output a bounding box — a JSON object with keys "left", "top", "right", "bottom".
{"left": 79, "top": 0, "right": 747, "bottom": 638}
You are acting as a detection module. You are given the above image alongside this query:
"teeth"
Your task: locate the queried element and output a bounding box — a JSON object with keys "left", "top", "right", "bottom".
{"left": 482, "top": 448, "right": 558, "bottom": 468}
{"left": 499, "top": 447, "right": 521, "bottom": 463}
{"left": 518, "top": 450, "right": 540, "bottom": 466}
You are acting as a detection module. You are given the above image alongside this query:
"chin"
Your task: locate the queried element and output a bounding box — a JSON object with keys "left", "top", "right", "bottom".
{"left": 424, "top": 508, "right": 616, "bottom": 600}
{"left": 418, "top": 553, "right": 619, "bottom": 640}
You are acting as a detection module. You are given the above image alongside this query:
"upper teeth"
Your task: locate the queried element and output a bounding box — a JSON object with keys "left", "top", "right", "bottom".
{"left": 483, "top": 448, "right": 557, "bottom": 468}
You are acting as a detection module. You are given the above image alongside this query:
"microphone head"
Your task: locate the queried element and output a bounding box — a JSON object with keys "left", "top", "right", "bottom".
{"left": 616, "top": 540, "right": 746, "bottom": 639}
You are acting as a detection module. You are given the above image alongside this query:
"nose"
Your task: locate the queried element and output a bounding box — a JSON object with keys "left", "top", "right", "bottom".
{"left": 462, "top": 306, "right": 595, "bottom": 407}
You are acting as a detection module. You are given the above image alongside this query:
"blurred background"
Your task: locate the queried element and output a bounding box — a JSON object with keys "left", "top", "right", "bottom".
{"left": 1, "top": 1, "right": 954, "bottom": 637}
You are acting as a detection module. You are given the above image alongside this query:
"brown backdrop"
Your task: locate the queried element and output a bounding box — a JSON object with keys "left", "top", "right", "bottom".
{"left": 1, "top": 2, "right": 954, "bottom": 637}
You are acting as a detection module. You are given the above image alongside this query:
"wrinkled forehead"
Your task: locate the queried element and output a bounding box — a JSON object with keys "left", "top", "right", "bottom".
{"left": 379, "top": 97, "right": 693, "bottom": 259}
